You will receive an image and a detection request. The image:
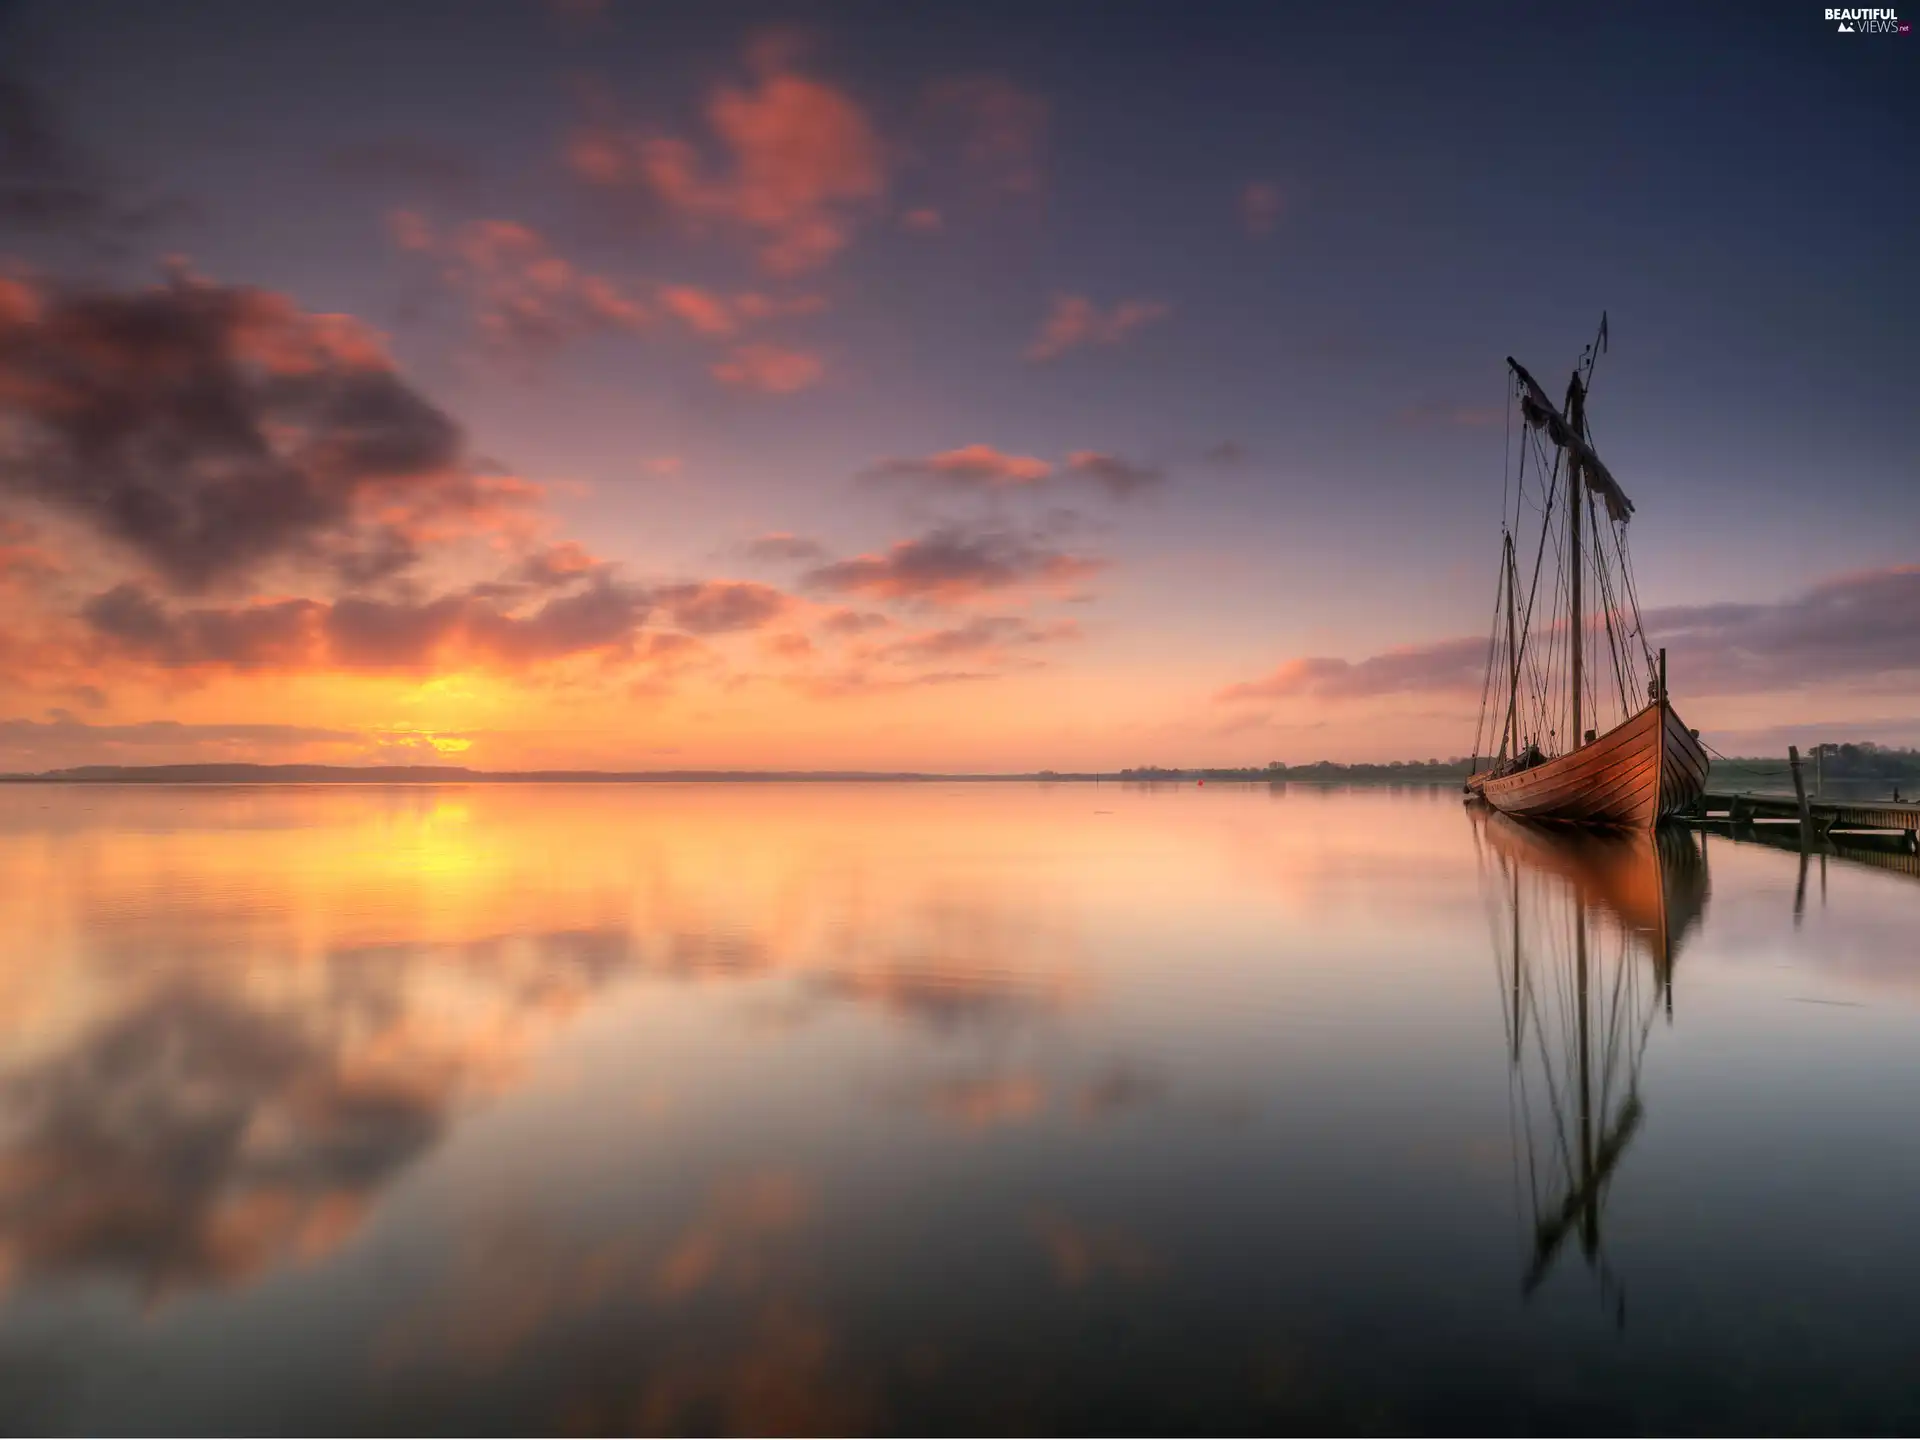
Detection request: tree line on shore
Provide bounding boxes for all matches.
[1115,744,1920,786]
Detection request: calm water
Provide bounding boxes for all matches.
[2,782,1918,1434]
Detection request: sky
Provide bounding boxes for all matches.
[0,0,1914,772]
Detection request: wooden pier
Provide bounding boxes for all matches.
[1682,790,1920,850]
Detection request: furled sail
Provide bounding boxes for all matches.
[1508,358,1635,524]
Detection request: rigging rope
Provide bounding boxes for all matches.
[1473,550,1506,765]
[1487,352,1658,755]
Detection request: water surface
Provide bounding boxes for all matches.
[2,782,1918,1433]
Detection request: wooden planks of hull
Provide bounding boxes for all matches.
[1479,702,1708,829]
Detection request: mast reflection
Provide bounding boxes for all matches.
[1474,812,1709,1323]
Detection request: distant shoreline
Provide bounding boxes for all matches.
[6,754,1909,788]
[0,762,1475,786]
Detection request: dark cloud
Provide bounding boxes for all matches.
[1216,568,1920,707]
[80,575,654,673]
[329,526,422,588]
[0,66,188,247]
[327,578,652,669]
[742,532,829,563]
[802,525,1104,604]
[1646,566,1920,695]
[83,582,323,669]
[817,608,890,636]
[462,578,653,663]
[390,214,652,358]
[0,271,516,594]
[861,444,1052,492]
[859,446,1161,501]
[1216,636,1489,702]
[1063,451,1163,499]
[654,580,790,634]
[321,592,467,669]
[513,541,602,588]
[1204,441,1245,465]
[879,614,1078,665]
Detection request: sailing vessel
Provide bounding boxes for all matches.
[1475,809,1709,1314]
[1466,318,1708,827]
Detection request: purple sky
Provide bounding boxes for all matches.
[0,0,1914,770]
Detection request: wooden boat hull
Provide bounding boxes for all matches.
[1476,701,1708,828]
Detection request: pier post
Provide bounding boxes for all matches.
[1789,746,1812,851]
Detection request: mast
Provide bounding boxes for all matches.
[1566,372,1586,751]
[1502,532,1520,758]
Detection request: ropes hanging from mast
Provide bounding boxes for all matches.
[1474,316,1653,777]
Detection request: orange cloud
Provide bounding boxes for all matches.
[862,445,1163,501]
[0,517,59,593]
[568,52,886,274]
[732,291,829,321]
[762,631,813,659]
[72,565,797,684]
[803,526,1103,606]
[657,284,737,336]
[394,213,650,352]
[658,285,828,338]
[79,576,650,676]
[710,342,824,393]
[653,580,791,634]
[900,207,943,233]
[1217,639,1516,704]
[817,607,889,636]
[864,443,1054,490]
[1026,294,1170,362]
[743,532,829,563]
[878,614,1079,666]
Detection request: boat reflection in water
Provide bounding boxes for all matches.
[1474,812,1710,1322]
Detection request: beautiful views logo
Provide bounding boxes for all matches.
[1825,6,1910,30]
